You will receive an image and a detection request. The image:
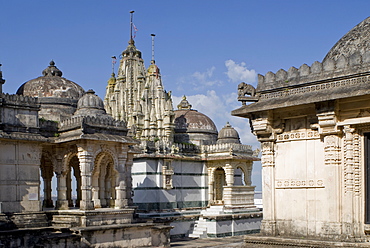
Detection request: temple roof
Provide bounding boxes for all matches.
[324,17,370,61]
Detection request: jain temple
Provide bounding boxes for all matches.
[0,18,261,247]
[233,16,370,246]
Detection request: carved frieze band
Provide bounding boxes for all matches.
[261,75,370,100]
[276,179,325,189]
[277,130,320,142]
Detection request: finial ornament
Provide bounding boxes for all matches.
[177,95,192,110]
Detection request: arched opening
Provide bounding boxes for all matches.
[214,168,226,204]
[92,152,117,208]
[234,167,244,186]
[67,155,81,208]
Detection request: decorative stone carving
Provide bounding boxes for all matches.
[162,159,174,190]
[237,82,258,105]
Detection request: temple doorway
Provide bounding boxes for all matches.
[214,168,226,205]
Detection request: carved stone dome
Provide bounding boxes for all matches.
[174,96,218,145]
[16,61,85,99]
[324,17,370,61]
[16,61,85,121]
[74,89,107,117]
[217,122,240,144]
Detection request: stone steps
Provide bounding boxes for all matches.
[52,215,81,228]
[189,217,207,238]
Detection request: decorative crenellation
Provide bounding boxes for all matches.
[1,93,39,106]
[275,179,325,189]
[60,116,127,131]
[257,51,370,93]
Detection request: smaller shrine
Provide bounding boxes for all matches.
[0,62,171,248]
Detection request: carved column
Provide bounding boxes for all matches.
[56,172,68,209]
[317,102,342,235]
[115,145,128,209]
[342,125,356,238]
[125,151,134,206]
[207,167,215,206]
[41,167,54,208]
[55,153,69,210]
[225,163,234,186]
[260,140,276,236]
[77,145,94,210]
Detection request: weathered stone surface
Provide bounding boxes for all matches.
[232,15,370,243]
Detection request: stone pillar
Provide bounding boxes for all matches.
[125,151,134,206]
[115,149,128,209]
[260,141,276,236]
[66,172,73,207]
[342,125,356,239]
[77,145,94,210]
[92,175,101,208]
[55,172,69,210]
[207,167,215,206]
[317,102,342,236]
[99,171,107,207]
[225,164,234,186]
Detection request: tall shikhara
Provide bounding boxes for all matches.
[104,38,175,150]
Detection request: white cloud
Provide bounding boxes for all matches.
[225,59,257,83]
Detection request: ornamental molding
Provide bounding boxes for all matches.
[275,179,325,189]
[277,130,320,142]
[260,75,370,100]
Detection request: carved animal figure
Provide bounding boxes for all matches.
[238,82,256,97]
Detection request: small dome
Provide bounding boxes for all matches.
[122,39,142,58]
[16,61,85,121]
[74,89,106,117]
[147,60,160,76]
[107,73,116,87]
[324,17,370,61]
[174,96,217,145]
[17,61,85,99]
[217,122,240,144]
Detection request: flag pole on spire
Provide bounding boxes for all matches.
[130,10,134,41]
[151,34,156,62]
[111,56,117,74]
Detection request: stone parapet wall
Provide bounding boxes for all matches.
[201,143,253,155]
[257,52,370,92]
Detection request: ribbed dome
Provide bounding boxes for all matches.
[324,16,370,61]
[16,61,85,99]
[174,96,217,145]
[74,89,106,117]
[217,122,240,144]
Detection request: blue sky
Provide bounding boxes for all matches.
[1,1,370,190]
